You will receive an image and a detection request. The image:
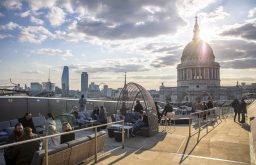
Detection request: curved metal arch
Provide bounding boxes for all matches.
[115,82,158,136]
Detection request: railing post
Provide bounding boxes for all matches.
[189,118,191,137]
[122,120,125,149]
[44,137,48,165]
[95,127,98,163]
[206,111,209,133]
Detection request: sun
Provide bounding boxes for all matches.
[200,26,215,42]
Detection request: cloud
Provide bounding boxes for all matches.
[199,6,229,22]
[130,75,176,80]
[21,70,43,75]
[220,58,256,69]
[47,7,66,26]
[30,16,44,25]
[219,19,256,41]
[248,7,256,18]
[20,11,31,18]
[75,0,185,40]
[0,12,4,17]
[31,48,73,58]
[1,0,22,10]
[0,34,13,39]
[151,55,179,68]
[176,0,216,17]
[0,22,21,30]
[69,58,150,73]
[27,0,57,11]
[210,38,256,69]
[19,26,54,43]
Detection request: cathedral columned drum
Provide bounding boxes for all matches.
[177,17,220,102]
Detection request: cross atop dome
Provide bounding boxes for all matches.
[192,16,200,41]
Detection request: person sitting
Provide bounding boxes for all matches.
[92,106,100,120]
[60,122,75,144]
[130,111,148,137]
[134,100,143,113]
[19,112,36,133]
[77,110,92,126]
[46,113,58,146]
[96,106,108,130]
[4,123,24,165]
[15,127,41,165]
[161,101,173,116]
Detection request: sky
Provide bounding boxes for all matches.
[0,0,255,90]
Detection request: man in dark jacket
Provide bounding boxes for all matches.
[19,112,36,133]
[15,127,41,165]
[240,99,246,123]
[231,99,240,122]
[4,123,24,165]
[134,100,143,113]
[207,100,213,109]
[161,101,173,116]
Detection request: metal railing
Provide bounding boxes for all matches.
[189,107,232,139]
[0,120,125,165]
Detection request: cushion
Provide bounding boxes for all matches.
[31,143,69,165]
[87,131,106,139]
[66,136,90,147]
[10,119,19,127]
[32,117,46,127]
[0,121,10,131]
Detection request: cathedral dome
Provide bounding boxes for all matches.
[181,40,215,63]
[181,16,215,64]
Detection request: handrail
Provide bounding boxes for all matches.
[0,120,125,165]
[189,107,232,139]
[0,120,124,149]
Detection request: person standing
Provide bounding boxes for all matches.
[240,99,246,123]
[231,99,240,122]
[79,94,87,111]
[207,100,213,109]
[155,102,162,123]
[161,101,173,116]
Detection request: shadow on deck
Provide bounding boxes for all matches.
[92,117,250,165]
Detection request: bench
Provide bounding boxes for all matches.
[31,130,107,165]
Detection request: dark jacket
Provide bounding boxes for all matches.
[4,132,24,164]
[15,134,40,165]
[207,101,213,109]
[134,103,143,113]
[97,112,107,124]
[60,132,75,144]
[19,118,36,133]
[231,99,240,112]
[142,115,149,126]
[240,100,247,113]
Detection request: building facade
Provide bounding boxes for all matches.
[176,17,220,102]
[61,66,69,97]
[81,72,88,98]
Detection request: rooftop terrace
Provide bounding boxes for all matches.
[94,116,249,165]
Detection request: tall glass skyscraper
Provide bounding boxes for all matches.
[61,66,69,97]
[81,72,88,98]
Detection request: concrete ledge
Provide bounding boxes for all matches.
[247,100,256,165]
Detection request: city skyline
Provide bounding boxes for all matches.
[0,0,255,90]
